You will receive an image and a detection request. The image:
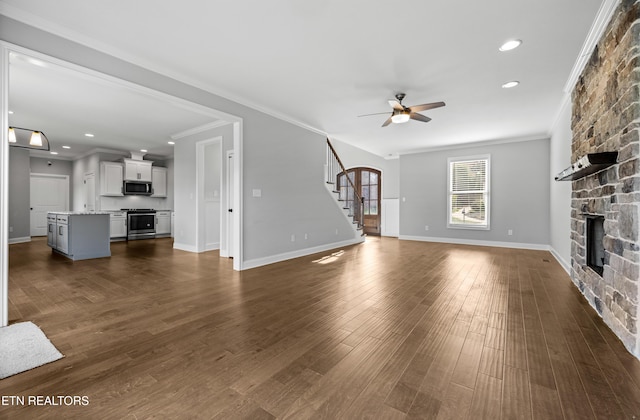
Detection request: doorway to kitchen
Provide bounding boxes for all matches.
[0,43,245,327]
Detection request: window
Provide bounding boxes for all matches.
[448,155,490,229]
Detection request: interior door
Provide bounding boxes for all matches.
[30,174,69,236]
[338,168,381,236]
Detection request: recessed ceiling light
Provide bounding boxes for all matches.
[84,133,94,138]
[168,141,175,145]
[502,81,520,89]
[62,145,71,149]
[140,149,148,153]
[499,39,522,52]
[50,151,58,155]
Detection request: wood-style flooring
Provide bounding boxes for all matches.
[1,237,640,419]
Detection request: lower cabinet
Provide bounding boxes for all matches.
[156,211,171,236]
[110,212,127,240]
[47,212,111,261]
[47,214,57,248]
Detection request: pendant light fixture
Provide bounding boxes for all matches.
[7,127,50,150]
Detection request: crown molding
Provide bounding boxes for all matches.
[563,0,620,93]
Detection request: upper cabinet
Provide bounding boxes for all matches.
[124,159,153,182]
[151,167,167,197]
[100,162,123,196]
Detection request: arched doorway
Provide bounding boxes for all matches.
[338,167,381,236]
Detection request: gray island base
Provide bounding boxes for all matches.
[47,212,111,261]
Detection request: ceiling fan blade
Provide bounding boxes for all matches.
[409,113,432,123]
[388,100,404,111]
[408,101,446,113]
[358,111,392,117]
[381,116,393,127]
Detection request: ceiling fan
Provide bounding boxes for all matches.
[359,93,445,127]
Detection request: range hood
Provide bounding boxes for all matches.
[555,152,618,181]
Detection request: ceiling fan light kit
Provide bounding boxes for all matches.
[391,111,410,124]
[359,93,445,127]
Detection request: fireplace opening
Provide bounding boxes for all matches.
[586,216,605,276]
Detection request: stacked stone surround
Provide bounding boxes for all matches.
[570,0,640,356]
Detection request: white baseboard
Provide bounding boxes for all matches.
[172,242,199,253]
[548,246,571,275]
[242,237,365,270]
[8,237,31,244]
[205,242,220,252]
[399,235,551,251]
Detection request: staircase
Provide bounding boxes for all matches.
[325,139,365,238]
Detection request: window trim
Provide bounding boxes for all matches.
[447,154,490,230]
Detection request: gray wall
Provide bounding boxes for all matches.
[329,138,400,199]
[549,100,573,270]
[8,148,30,240]
[399,138,551,246]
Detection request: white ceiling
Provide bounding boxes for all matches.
[8,52,220,159]
[1,0,606,158]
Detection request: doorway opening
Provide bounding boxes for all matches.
[338,167,381,236]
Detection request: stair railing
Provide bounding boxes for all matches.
[326,139,364,230]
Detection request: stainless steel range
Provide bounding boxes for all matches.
[123,209,156,240]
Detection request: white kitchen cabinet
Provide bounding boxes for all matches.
[156,211,171,236]
[100,162,124,196]
[151,167,167,197]
[124,159,153,182]
[47,214,57,248]
[109,212,127,240]
[55,214,69,255]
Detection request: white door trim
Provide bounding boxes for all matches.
[0,42,8,327]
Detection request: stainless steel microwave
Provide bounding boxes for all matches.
[123,180,153,195]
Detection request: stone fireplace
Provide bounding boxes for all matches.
[570,0,639,356]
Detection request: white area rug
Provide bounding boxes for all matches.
[0,321,64,379]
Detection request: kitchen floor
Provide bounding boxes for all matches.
[2,237,640,419]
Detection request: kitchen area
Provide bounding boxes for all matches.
[41,150,175,260]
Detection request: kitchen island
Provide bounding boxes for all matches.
[47,212,111,260]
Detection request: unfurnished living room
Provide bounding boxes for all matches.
[0,0,639,419]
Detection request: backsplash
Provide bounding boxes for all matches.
[99,196,171,211]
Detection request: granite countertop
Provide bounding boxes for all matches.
[48,211,111,215]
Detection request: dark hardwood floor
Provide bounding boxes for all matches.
[1,237,639,419]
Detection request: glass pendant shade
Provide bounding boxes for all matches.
[8,127,16,143]
[30,131,43,147]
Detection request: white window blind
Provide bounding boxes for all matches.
[448,155,490,229]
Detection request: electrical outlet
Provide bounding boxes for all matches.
[9,226,13,233]
[335,229,338,235]
[425,225,429,231]
[291,234,295,242]
[508,229,513,236]
[304,233,308,240]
